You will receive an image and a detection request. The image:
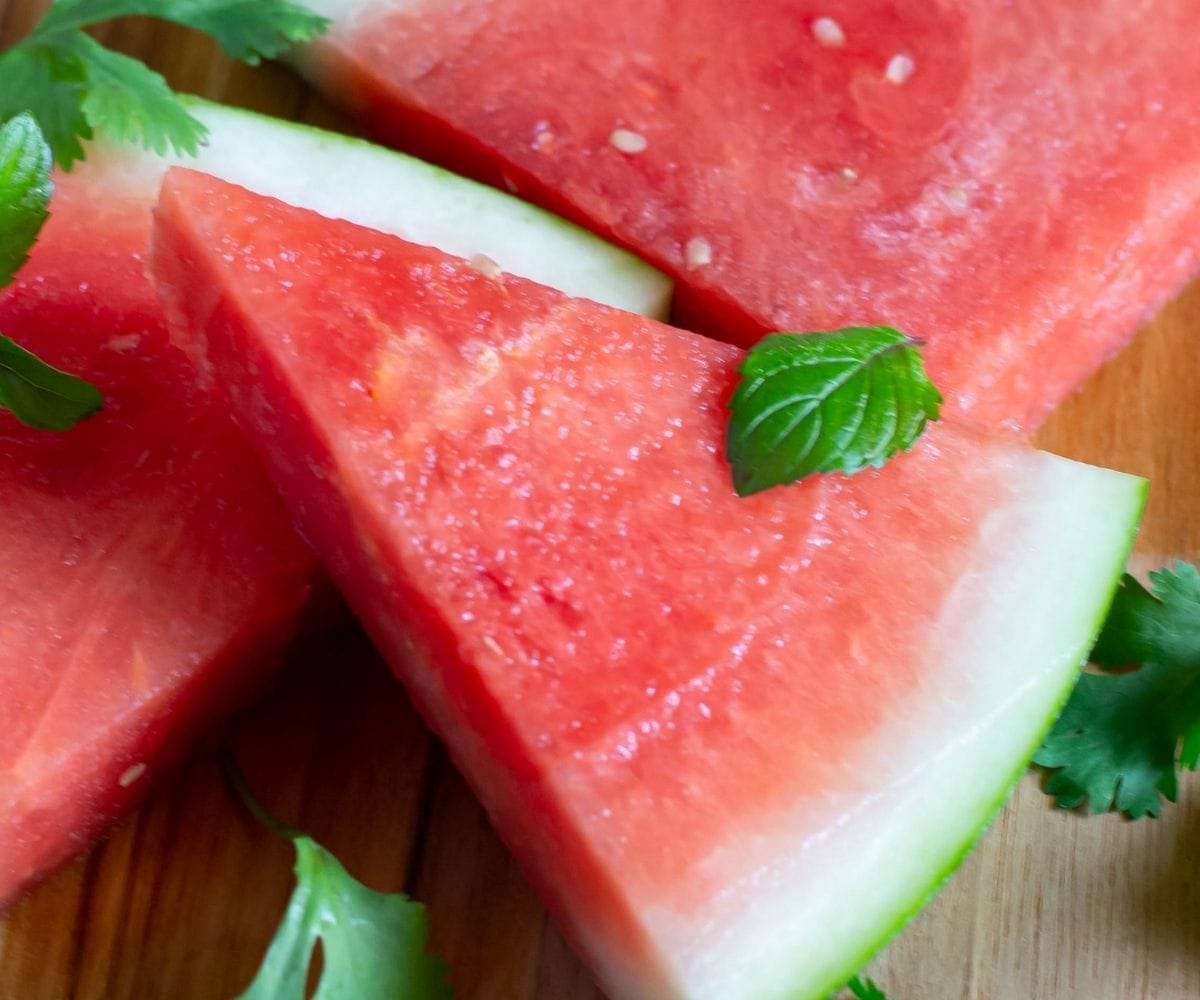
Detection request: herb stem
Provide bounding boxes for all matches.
[218,749,306,842]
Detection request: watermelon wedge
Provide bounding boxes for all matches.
[0,100,668,906]
[150,168,1145,1000]
[296,0,1200,430]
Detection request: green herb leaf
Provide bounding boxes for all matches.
[237,837,452,1000]
[0,112,54,284]
[0,114,102,430]
[846,974,891,1000]
[0,0,329,167]
[33,0,329,60]
[69,33,205,157]
[1091,565,1200,670]
[0,334,103,430]
[1034,562,1200,818]
[726,327,942,497]
[223,754,451,1000]
[32,0,329,64]
[0,47,92,169]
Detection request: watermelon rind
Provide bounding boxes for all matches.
[146,167,1147,1000]
[92,96,674,320]
[716,464,1147,1000]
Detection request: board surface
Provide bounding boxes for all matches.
[1,3,1198,997]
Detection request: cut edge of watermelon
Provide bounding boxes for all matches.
[672,459,1146,1000]
[172,97,673,320]
[145,167,1148,999]
[0,589,314,907]
[59,97,672,322]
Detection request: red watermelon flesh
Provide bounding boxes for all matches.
[0,161,317,906]
[297,0,1200,431]
[150,168,1143,999]
[0,97,667,907]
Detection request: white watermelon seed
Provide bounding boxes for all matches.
[885,53,915,85]
[469,253,502,279]
[811,16,846,48]
[685,236,713,269]
[610,129,648,154]
[118,763,147,787]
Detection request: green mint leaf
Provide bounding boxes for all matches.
[66,33,206,157]
[726,327,942,497]
[0,113,53,284]
[846,974,891,1000]
[222,754,451,1000]
[34,0,329,65]
[0,335,103,430]
[1034,563,1200,818]
[0,46,92,168]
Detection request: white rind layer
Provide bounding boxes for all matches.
[640,454,1143,1000]
[84,98,672,320]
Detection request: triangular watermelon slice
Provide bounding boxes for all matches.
[0,100,668,906]
[150,168,1144,1000]
[295,0,1200,431]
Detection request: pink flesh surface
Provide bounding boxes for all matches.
[305,0,1200,430]
[151,169,1077,994]
[0,165,317,905]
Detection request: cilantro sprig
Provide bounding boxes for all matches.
[1035,562,1200,818]
[726,327,942,497]
[222,753,452,1000]
[845,974,891,999]
[0,112,102,430]
[0,0,329,168]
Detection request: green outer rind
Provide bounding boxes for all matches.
[801,475,1148,1000]
[173,95,673,321]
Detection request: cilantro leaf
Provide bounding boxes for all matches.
[1034,563,1200,818]
[0,46,92,168]
[66,33,205,157]
[0,112,53,284]
[726,328,941,497]
[223,754,451,1000]
[33,0,330,65]
[237,836,452,1000]
[1092,564,1200,670]
[1033,663,1199,817]
[0,114,102,430]
[143,0,329,65]
[0,0,329,168]
[846,975,891,1000]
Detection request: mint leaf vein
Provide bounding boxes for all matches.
[726,327,942,496]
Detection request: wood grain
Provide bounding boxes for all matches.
[1,4,1198,998]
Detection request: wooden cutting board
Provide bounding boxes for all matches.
[1,5,1198,997]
